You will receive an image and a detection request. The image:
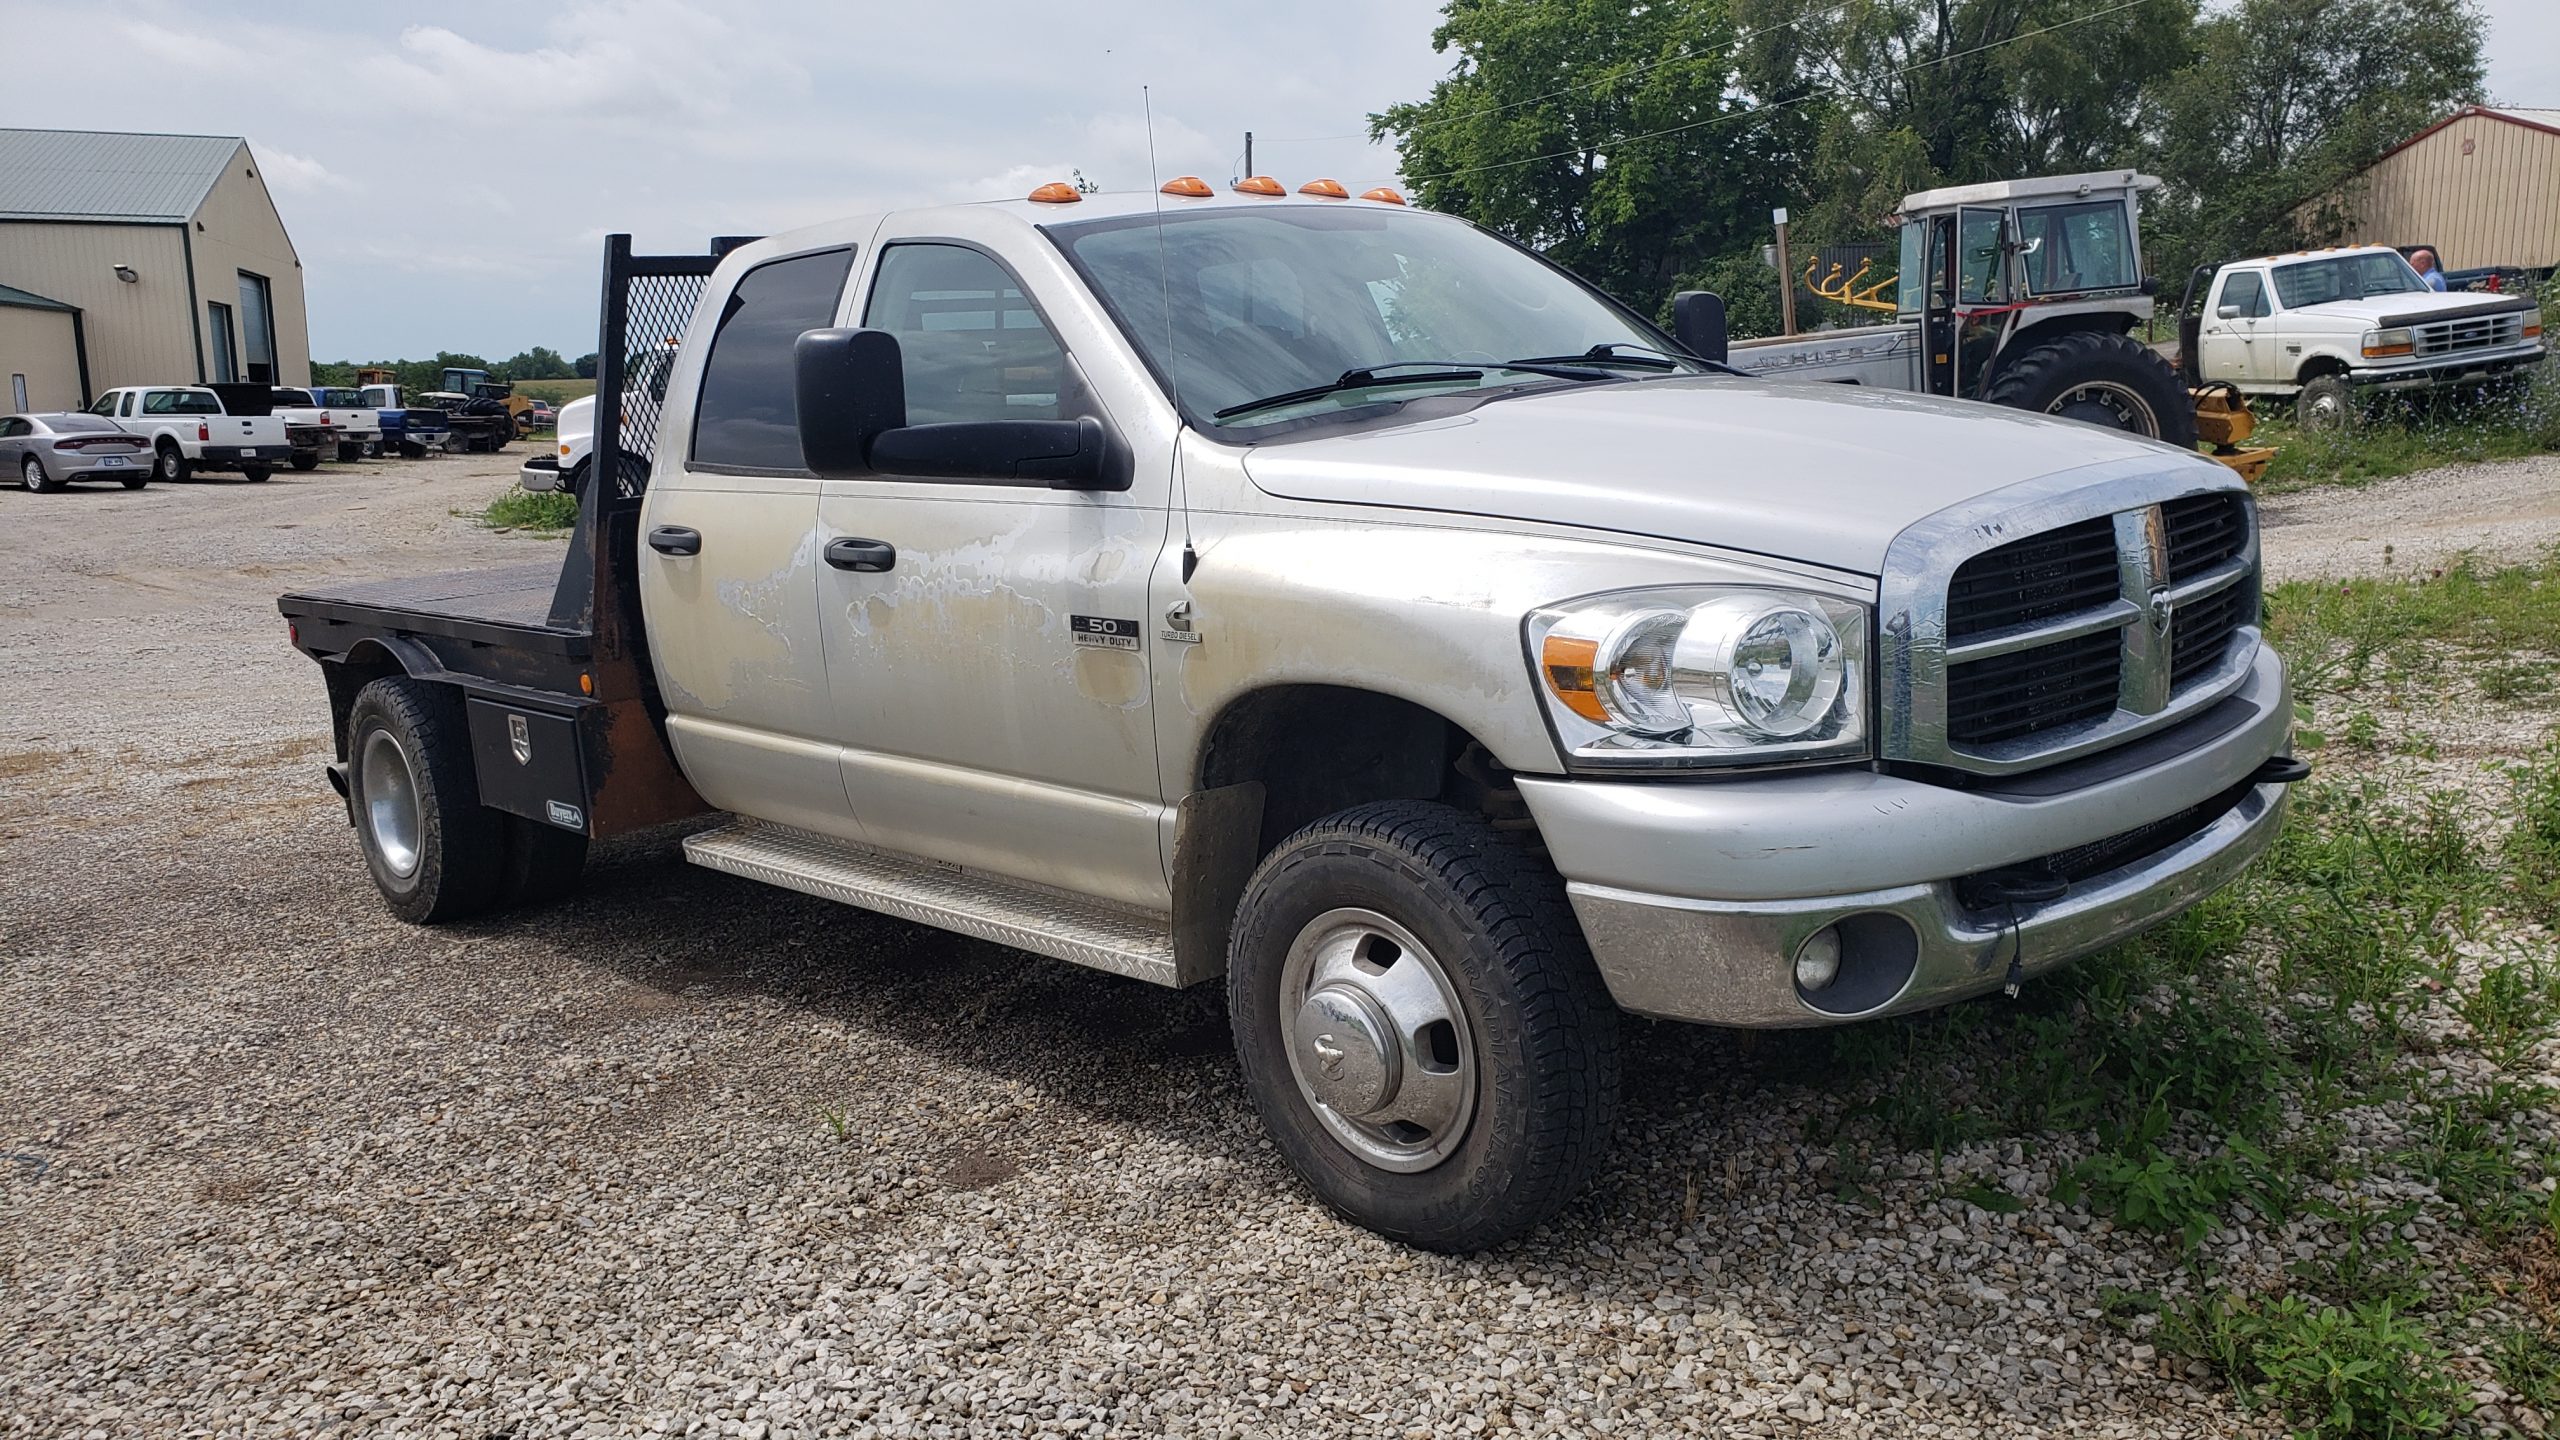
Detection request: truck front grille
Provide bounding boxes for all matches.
[1885,484,2260,775]
[2414,311,2525,357]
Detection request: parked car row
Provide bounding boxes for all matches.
[9,378,471,490]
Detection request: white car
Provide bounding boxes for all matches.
[2188,246,2544,429]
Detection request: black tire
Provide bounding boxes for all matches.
[239,464,272,482]
[336,441,364,463]
[498,813,588,907]
[120,471,147,490]
[2295,373,2356,432]
[154,442,192,483]
[1982,329,2201,448]
[289,453,321,472]
[345,677,505,924]
[399,441,427,459]
[364,440,384,459]
[1227,800,1621,1252]
[21,454,60,493]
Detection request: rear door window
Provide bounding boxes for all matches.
[688,247,857,473]
[144,390,220,415]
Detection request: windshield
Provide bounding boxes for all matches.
[312,388,368,406]
[2271,252,2427,308]
[1051,205,1690,429]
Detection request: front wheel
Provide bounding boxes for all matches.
[1982,329,2201,448]
[1228,801,1622,1252]
[2296,374,2356,432]
[398,441,428,459]
[22,455,59,493]
[346,677,505,923]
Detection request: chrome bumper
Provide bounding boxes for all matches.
[517,456,564,493]
[1519,644,2293,1027]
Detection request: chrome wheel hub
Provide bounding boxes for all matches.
[359,728,423,879]
[2051,381,2158,435]
[1278,908,1476,1173]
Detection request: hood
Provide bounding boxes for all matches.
[2284,290,2530,328]
[1240,377,2202,575]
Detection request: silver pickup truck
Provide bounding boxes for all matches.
[280,184,2303,1251]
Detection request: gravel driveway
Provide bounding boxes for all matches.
[5,445,2547,1440]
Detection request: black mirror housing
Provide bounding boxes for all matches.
[1670,291,1729,365]
[795,327,907,477]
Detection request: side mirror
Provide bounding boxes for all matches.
[794,326,1123,490]
[2137,275,2159,296]
[2215,304,2242,321]
[795,328,908,477]
[1670,291,1729,365]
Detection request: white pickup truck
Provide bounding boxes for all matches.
[2182,245,2545,429]
[88,385,291,482]
[280,184,2308,1251]
[269,386,383,466]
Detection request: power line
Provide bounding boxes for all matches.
[1258,0,1859,147]
[1402,0,2156,184]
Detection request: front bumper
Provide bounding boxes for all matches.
[2348,340,2545,389]
[1519,643,2293,1026]
[518,455,565,492]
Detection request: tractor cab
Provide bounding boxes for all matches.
[1888,171,2158,399]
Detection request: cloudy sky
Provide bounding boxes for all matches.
[5,0,2552,364]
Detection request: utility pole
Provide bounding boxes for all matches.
[1774,206,1797,337]
[1244,131,1254,178]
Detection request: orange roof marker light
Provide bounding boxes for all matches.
[1233,175,1286,196]
[1160,175,1214,198]
[1361,186,1408,205]
[1027,181,1082,204]
[1298,178,1349,198]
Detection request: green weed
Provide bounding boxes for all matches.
[2166,1293,2467,1438]
[479,489,580,533]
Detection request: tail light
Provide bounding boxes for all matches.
[198,422,210,441]
[319,410,334,427]
[53,435,143,451]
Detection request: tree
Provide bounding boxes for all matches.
[2144,0,2484,283]
[1372,0,1814,313]
[495,346,575,381]
[574,353,598,379]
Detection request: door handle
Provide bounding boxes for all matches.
[825,537,896,572]
[647,525,702,556]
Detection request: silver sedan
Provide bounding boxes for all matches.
[1,412,153,491]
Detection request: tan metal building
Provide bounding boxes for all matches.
[2321,105,2560,271]
[0,283,88,413]
[0,129,310,399]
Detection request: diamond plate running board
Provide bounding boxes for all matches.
[681,821,1181,986]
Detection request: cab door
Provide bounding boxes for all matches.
[638,244,860,839]
[813,233,1176,912]
[2200,270,2272,384]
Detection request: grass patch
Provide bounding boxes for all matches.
[2166,1293,2467,1438]
[477,488,579,533]
[2249,353,2560,495]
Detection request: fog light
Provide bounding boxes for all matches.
[1794,927,1842,991]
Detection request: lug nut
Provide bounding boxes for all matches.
[1794,927,1842,991]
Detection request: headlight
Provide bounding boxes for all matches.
[2362,327,2414,358]
[2525,309,2544,340]
[1527,587,1869,770]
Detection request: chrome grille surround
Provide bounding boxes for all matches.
[2414,310,2524,357]
[1877,459,2262,776]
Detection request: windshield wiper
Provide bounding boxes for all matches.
[1211,358,1611,422]
[1511,341,1751,377]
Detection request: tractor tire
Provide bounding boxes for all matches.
[1982,330,2200,449]
[2295,374,2357,433]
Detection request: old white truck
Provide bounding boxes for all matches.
[2175,245,2545,429]
[280,184,2306,1251]
[88,384,291,482]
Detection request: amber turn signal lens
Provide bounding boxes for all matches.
[1297,178,1349,198]
[1540,635,1611,724]
[2362,342,2413,358]
[1360,186,1407,205]
[1233,175,1286,196]
[1160,175,1214,198]
[1027,182,1081,203]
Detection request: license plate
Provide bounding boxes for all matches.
[98,455,128,466]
